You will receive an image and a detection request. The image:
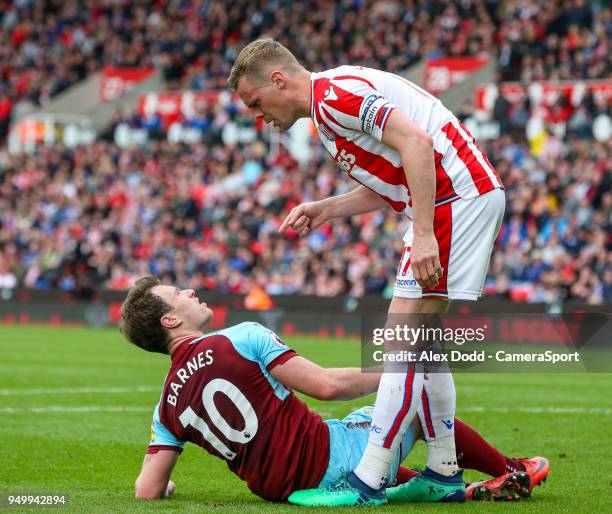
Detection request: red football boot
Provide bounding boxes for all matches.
[513,456,550,492]
[466,471,531,501]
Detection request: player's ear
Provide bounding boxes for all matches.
[161,313,182,329]
[270,70,286,89]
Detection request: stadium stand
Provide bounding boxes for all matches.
[1,0,608,129]
[0,1,610,304]
[0,91,609,303]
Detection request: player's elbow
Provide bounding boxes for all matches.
[315,375,342,401]
[409,131,433,149]
[135,487,162,500]
[135,487,151,500]
[317,385,338,401]
[399,133,433,166]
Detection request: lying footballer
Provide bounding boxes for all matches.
[119,277,549,505]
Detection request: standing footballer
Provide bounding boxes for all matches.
[229,39,506,507]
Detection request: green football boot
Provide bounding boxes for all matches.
[288,471,387,507]
[386,468,465,503]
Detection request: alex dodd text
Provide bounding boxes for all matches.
[371,349,581,364]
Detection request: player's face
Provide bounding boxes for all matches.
[152,284,213,332]
[237,75,298,131]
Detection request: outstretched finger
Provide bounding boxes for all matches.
[279,206,303,233]
[278,215,291,234]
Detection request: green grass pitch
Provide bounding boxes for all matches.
[1,325,610,513]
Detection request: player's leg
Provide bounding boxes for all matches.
[416,355,458,474]
[454,418,525,476]
[376,355,464,504]
[385,189,506,502]
[456,419,550,500]
[337,405,419,487]
[288,297,455,506]
[349,199,464,502]
[392,416,525,482]
[389,417,533,502]
[401,194,502,493]
[454,416,549,499]
[289,191,506,507]
[353,296,459,494]
[290,406,418,507]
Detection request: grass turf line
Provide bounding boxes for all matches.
[1,325,610,513]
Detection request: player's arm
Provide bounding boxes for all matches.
[135,450,180,500]
[382,110,441,289]
[322,185,389,217]
[270,355,381,401]
[279,185,388,235]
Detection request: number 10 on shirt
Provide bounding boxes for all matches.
[178,378,259,460]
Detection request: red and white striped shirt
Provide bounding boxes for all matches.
[310,66,503,216]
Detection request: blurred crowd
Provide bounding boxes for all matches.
[1,0,610,140]
[0,91,609,304]
[0,0,610,304]
[472,85,611,143]
[494,0,610,82]
[483,135,610,305]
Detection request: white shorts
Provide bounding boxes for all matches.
[394,188,505,301]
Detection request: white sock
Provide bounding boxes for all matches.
[426,436,459,476]
[418,371,458,476]
[354,365,424,489]
[353,444,394,490]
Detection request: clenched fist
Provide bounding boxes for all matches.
[410,232,443,289]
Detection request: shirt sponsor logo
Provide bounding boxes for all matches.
[346,421,371,430]
[396,278,417,287]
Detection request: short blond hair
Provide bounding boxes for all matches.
[228,38,302,91]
